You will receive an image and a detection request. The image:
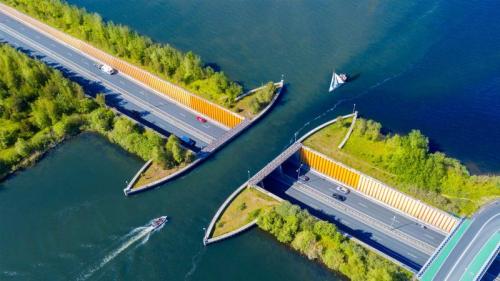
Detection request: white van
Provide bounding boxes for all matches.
[95,63,116,75]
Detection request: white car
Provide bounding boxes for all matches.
[95,63,116,75]
[336,186,350,194]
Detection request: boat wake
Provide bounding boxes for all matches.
[285,70,413,149]
[184,245,206,281]
[76,220,164,281]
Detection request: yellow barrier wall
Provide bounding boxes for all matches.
[300,146,458,233]
[1,4,244,128]
[300,147,360,188]
[357,176,458,232]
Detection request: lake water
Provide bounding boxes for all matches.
[1,0,499,280]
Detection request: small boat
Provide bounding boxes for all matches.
[329,71,348,92]
[150,216,168,231]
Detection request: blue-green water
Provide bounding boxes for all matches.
[1,1,499,280]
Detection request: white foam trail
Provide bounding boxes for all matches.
[184,246,206,281]
[77,226,155,281]
[285,69,413,149]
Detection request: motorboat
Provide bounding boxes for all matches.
[329,71,348,92]
[150,216,168,231]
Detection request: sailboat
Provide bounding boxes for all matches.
[329,71,348,92]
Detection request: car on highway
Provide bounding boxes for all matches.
[332,193,346,201]
[336,186,350,194]
[196,116,207,123]
[95,63,116,75]
[298,175,310,182]
[130,110,141,118]
[180,135,196,146]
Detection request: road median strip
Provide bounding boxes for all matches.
[0,22,215,144]
[273,174,435,255]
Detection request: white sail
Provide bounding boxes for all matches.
[329,71,346,92]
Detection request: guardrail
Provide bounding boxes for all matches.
[288,179,436,255]
[0,2,245,128]
[416,218,467,278]
[300,145,459,234]
[248,142,302,186]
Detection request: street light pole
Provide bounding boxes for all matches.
[296,163,303,180]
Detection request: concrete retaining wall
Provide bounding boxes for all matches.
[0,2,244,128]
[299,146,459,233]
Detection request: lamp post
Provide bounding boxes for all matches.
[296,163,303,180]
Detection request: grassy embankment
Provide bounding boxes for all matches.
[131,161,187,189]
[231,82,279,118]
[0,0,275,114]
[0,43,192,181]
[212,187,279,237]
[303,116,500,216]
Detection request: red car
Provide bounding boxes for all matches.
[196,116,207,123]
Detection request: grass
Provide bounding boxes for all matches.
[132,161,185,189]
[230,83,279,118]
[303,116,423,192]
[302,117,500,216]
[231,94,260,118]
[303,119,427,205]
[303,117,353,153]
[213,187,279,237]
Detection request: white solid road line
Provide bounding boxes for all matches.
[2,10,231,132]
[0,22,215,144]
[443,213,500,281]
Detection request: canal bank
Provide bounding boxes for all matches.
[124,80,284,195]
[2,0,500,280]
[0,2,285,196]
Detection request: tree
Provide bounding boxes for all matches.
[14,138,31,157]
[166,135,184,163]
[95,93,106,107]
[89,107,115,132]
[291,230,317,253]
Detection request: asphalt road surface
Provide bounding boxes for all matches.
[262,160,450,270]
[433,200,500,281]
[281,161,446,247]
[0,11,228,148]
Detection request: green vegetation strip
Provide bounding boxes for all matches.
[303,117,500,216]
[459,232,500,281]
[213,187,279,237]
[0,0,275,111]
[420,219,472,281]
[257,201,412,281]
[0,43,192,180]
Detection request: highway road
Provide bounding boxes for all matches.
[0,10,227,148]
[263,168,441,270]
[281,161,446,246]
[433,200,500,281]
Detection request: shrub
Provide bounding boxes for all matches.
[257,202,411,280]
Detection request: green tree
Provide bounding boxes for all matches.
[95,93,106,107]
[14,138,31,157]
[166,135,184,163]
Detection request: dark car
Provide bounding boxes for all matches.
[180,135,196,146]
[130,110,141,118]
[332,193,346,201]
